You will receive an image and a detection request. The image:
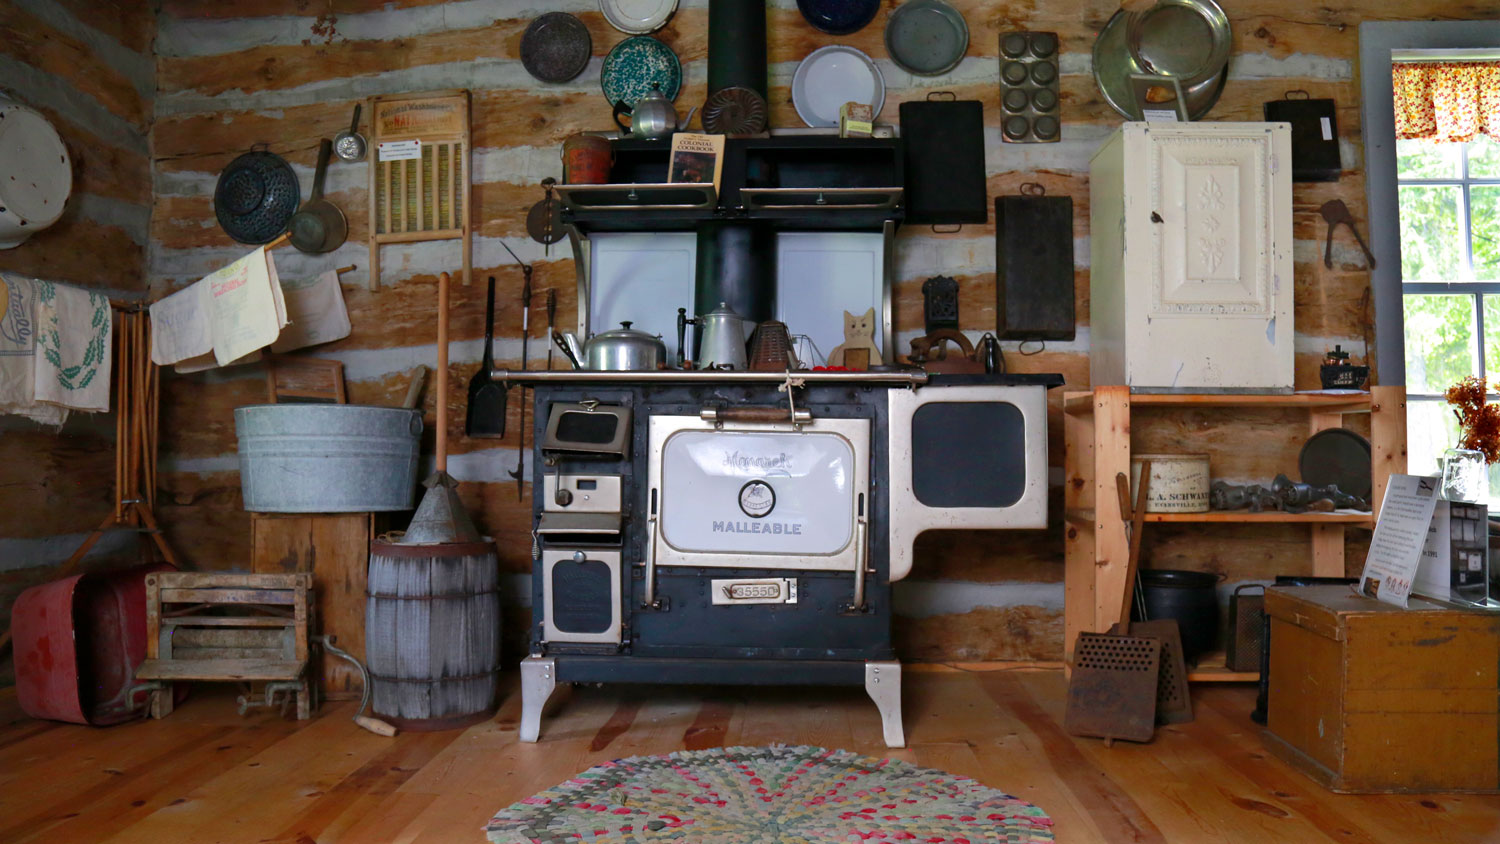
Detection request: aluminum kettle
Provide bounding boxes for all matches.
[613,84,697,140]
[695,302,749,370]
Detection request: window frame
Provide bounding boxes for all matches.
[1358,20,1500,387]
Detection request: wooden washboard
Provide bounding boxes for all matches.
[366,91,472,290]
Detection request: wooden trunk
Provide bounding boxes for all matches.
[250,513,371,700]
[1264,584,1500,793]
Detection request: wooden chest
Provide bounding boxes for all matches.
[1264,585,1500,793]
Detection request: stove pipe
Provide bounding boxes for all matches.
[707,0,768,97]
[695,222,775,347]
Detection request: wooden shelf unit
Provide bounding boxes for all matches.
[1062,386,1407,682]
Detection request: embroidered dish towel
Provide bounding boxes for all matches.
[0,274,67,425]
[33,279,111,412]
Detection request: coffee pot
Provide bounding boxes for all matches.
[613,84,697,140]
[687,303,750,370]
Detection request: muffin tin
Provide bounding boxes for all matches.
[999,31,1060,144]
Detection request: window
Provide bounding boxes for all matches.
[1398,134,1500,498]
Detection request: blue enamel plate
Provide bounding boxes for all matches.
[797,0,881,36]
[601,36,682,108]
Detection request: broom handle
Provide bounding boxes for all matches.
[436,271,450,473]
[1118,461,1151,634]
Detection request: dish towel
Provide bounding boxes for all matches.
[0,274,67,425]
[33,279,111,413]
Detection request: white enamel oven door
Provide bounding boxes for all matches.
[887,385,1049,581]
[648,416,871,570]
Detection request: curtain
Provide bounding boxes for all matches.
[1392,61,1500,143]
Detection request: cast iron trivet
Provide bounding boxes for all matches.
[486,744,1054,843]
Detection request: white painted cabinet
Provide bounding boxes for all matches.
[1089,122,1293,392]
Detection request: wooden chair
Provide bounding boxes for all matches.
[265,354,347,403]
[135,572,315,719]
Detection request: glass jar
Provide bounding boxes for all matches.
[1440,447,1488,502]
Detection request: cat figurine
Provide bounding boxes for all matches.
[826,308,882,368]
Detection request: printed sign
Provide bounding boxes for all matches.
[378,140,422,161]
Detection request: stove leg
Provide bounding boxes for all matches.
[865,660,905,748]
[520,656,557,743]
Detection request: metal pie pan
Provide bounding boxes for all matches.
[1125,0,1231,90]
[521,12,592,83]
[885,0,969,77]
[600,0,678,35]
[1093,9,1227,121]
[1299,428,1372,500]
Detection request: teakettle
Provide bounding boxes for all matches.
[613,84,697,140]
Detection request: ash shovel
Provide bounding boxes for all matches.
[1064,462,1161,745]
[465,275,507,438]
[404,271,482,545]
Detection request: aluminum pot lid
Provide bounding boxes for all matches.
[884,0,970,77]
[1092,9,1227,121]
[600,0,678,34]
[0,103,72,234]
[593,321,664,343]
[601,36,682,107]
[791,45,886,128]
[522,12,592,83]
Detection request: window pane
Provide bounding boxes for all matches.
[1485,295,1500,376]
[1472,185,1500,281]
[1404,293,1476,393]
[1397,138,1461,179]
[1406,398,1500,508]
[1399,185,1464,281]
[1468,136,1500,178]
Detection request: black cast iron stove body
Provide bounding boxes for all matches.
[515,372,1060,747]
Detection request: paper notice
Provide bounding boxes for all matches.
[1359,474,1442,607]
[379,140,421,161]
[271,269,351,352]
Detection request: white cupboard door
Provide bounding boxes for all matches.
[1126,125,1292,390]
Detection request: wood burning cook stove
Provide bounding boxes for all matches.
[507,369,1060,747]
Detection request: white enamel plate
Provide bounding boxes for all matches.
[600,0,678,34]
[791,45,886,128]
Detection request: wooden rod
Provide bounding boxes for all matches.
[335,264,357,274]
[435,271,450,473]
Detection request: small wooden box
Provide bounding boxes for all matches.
[251,513,372,701]
[1264,585,1500,793]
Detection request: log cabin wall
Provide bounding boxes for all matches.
[0,0,155,649]
[144,0,1436,663]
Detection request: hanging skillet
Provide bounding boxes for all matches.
[214,145,300,244]
[288,139,348,254]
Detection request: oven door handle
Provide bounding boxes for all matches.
[642,504,664,611]
[842,512,870,614]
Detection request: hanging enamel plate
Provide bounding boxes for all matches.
[791,45,886,128]
[601,36,682,108]
[600,0,678,34]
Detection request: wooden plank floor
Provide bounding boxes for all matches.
[1,671,1497,843]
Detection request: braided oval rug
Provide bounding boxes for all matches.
[485,745,1054,843]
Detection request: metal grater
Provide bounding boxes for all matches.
[1064,631,1161,743]
[1226,584,1266,672]
[1120,619,1193,724]
[922,276,960,335]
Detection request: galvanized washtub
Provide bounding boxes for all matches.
[235,405,423,512]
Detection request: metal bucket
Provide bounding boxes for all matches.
[365,540,500,731]
[235,405,422,512]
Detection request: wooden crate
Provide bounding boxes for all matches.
[251,513,371,700]
[1264,584,1500,793]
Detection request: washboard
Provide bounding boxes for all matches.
[367,91,472,289]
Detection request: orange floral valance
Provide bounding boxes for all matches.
[1393,61,1500,143]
